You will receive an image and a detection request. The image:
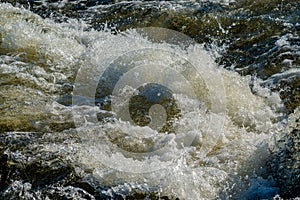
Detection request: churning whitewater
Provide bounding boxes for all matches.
[0,1,299,199]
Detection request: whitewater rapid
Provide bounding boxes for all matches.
[0,2,297,199]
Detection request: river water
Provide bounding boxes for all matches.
[0,0,299,199]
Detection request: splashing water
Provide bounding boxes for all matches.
[0,2,298,199]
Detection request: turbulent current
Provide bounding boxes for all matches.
[0,1,299,199]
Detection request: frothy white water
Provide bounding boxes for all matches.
[0,3,286,199]
[69,28,283,199]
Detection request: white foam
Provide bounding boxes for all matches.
[0,3,284,199]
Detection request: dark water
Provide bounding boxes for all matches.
[0,0,299,199]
